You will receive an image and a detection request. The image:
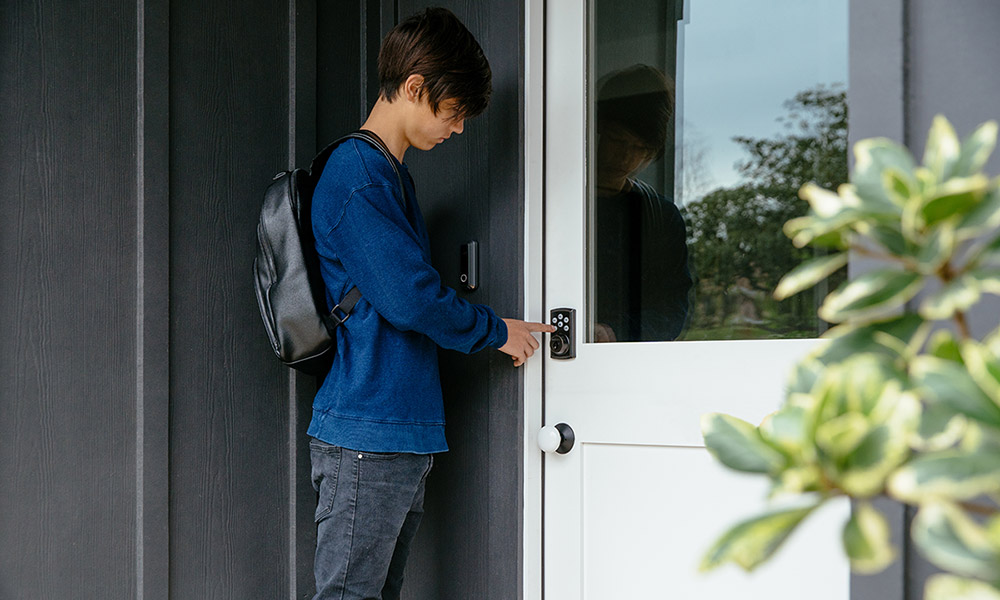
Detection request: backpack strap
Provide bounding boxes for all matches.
[323,285,363,330]
[310,129,409,211]
[348,129,409,211]
[313,129,408,331]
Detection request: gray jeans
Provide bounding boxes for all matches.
[310,438,433,600]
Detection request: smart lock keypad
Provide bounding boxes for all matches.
[549,308,576,359]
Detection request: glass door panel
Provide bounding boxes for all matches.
[588,0,849,342]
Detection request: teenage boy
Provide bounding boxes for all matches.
[308,7,554,600]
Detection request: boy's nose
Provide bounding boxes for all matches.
[452,119,465,135]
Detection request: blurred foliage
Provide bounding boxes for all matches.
[681,84,848,339]
[700,115,1000,600]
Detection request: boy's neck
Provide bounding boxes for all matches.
[361,98,409,163]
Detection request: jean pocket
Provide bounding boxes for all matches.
[309,437,339,454]
[360,451,402,461]
[310,443,341,523]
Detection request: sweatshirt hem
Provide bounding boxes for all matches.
[307,413,448,454]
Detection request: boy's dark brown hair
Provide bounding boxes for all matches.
[378,7,492,121]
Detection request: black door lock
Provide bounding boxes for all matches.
[549,308,576,360]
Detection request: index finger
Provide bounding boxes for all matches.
[524,321,557,333]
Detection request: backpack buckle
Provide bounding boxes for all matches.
[328,304,352,327]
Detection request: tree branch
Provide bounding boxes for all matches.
[955,311,973,341]
[957,499,997,517]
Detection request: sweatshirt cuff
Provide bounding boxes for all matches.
[491,317,509,348]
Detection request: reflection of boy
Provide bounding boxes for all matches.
[307,8,554,600]
[594,64,692,342]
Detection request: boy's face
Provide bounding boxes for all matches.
[405,94,466,151]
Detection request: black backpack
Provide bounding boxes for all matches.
[253,130,407,374]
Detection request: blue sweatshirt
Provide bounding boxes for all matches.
[308,138,508,453]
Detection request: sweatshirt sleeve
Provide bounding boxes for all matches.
[322,183,508,353]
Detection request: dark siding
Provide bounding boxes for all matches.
[906,0,1000,166]
[2,0,305,597]
[317,0,364,143]
[849,1,1000,599]
[4,0,526,598]
[904,1,1000,598]
[0,1,138,599]
[166,0,292,597]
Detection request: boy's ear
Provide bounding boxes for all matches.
[402,74,426,103]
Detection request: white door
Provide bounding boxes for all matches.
[542,1,852,598]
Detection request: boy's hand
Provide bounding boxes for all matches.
[500,319,557,367]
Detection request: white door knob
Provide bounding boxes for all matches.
[538,423,575,454]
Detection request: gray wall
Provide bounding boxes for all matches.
[849,1,1000,599]
[904,2,1000,598]
[1,0,525,598]
[2,0,295,597]
[2,1,140,597]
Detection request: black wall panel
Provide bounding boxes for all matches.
[905,0,1000,350]
[1,1,139,598]
[849,2,1000,599]
[904,2,1000,598]
[3,0,525,598]
[167,0,292,597]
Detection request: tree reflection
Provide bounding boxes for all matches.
[680,84,848,340]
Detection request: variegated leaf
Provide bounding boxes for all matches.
[701,413,786,475]
[701,502,820,572]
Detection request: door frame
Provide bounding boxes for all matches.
[522,0,545,598]
[523,0,653,595]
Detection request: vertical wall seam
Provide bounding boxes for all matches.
[136,0,170,596]
[900,7,913,600]
[516,0,529,597]
[136,2,146,598]
[288,0,297,169]
[901,0,911,149]
[360,0,368,125]
[287,3,298,598]
[289,1,318,594]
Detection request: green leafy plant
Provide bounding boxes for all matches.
[700,115,1000,600]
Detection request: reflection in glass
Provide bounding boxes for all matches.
[593,66,692,342]
[588,0,849,342]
